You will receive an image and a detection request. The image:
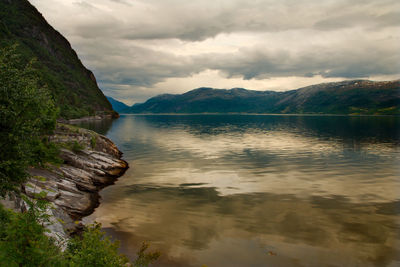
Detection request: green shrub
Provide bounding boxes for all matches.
[90,135,97,149]
[71,141,84,153]
[134,242,161,267]
[65,222,129,267]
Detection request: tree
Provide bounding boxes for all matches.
[0,44,58,195]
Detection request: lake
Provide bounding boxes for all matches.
[81,115,400,267]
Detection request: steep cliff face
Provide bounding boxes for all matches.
[0,0,115,119]
[1,124,128,247]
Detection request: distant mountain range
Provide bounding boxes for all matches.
[106,96,130,113]
[119,80,399,115]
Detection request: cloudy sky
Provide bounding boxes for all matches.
[30,0,400,105]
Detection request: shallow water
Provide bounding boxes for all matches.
[82,115,400,267]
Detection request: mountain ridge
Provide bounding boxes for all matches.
[122,80,400,115]
[0,0,115,119]
[106,96,130,113]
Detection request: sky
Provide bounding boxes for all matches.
[30,0,400,105]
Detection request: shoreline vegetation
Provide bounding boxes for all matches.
[0,41,159,267]
[0,1,146,264]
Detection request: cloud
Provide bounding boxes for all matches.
[51,0,400,41]
[72,39,206,86]
[205,33,400,79]
[74,29,399,89]
[29,0,400,102]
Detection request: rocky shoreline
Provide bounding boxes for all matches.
[1,123,128,248]
[56,112,118,125]
[64,114,114,124]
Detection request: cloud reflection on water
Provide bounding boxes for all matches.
[83,115,400,266]
[93,186,400,266]
[104,115,399,202]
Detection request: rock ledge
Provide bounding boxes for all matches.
[1,124,128,248]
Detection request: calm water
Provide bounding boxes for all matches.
[82,115,400,267]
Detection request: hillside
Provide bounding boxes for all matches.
[125,80,400,115]
[106,96,129,113]
[0,0,114,119]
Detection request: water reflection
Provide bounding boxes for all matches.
[85,115,400,266]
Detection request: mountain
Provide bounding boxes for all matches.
[106,96,130,113]
[0,0,115,119]
[126,80,400,115]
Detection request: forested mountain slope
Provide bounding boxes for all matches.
[125,80,400,115]
[0,0,114,119]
